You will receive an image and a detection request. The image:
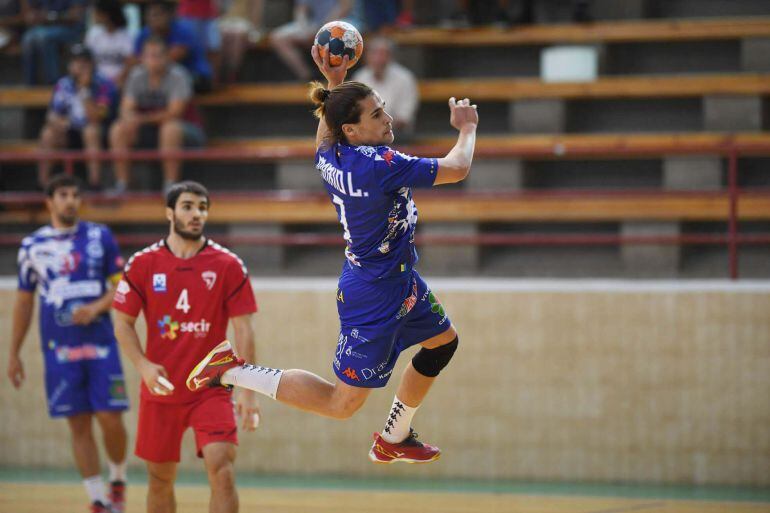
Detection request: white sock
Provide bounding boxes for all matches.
[381,396,418,444]
[108,460,126,482]
[83,475,107,505]
[222,364,283,400]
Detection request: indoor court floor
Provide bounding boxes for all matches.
[2,473,769,513]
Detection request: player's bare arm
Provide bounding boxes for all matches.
[7,289,35,388]
[113,310,174,396]
[434,97,479,185]
[230,314,261,431]
[310,45,349,149]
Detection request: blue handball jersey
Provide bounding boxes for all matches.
[17,222,124,351]
[316,142,438,281]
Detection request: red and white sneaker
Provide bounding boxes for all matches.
[368,429,441,464]
[186,340,242,392]
[90,501,110,513]
[108,480,125,513]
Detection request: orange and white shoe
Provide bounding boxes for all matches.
[368,429,441,464]
[186,340,242,392]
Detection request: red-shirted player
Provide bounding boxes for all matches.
[112,181,260,513]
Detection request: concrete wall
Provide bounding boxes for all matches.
[1,279,768,486]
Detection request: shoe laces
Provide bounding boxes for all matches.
[401,429,424,447]
[90,501,108,513]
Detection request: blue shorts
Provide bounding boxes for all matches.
[333,269,452,388]
[180,17,222,51]
[43,339,129,417]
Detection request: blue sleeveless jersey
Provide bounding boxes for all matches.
[17,221,124,351]
[316,142,438,281]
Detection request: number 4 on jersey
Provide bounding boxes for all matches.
[176,289,191,313]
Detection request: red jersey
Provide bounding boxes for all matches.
[178,0,217,19]
[113,238,257,404]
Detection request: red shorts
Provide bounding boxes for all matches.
[135,391,238,463]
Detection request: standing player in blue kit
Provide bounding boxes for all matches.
[7,175,129,512]
[187,47,478,464]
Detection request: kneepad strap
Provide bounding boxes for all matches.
[412,337,459,378]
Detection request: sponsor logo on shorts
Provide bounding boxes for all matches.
[421,289,448,325]
[54,343,110,363]
[428,291,445,317]
[49,378,69,407]
[342,367,360,381]
[396,279,419,320]
[336,288,344,303]
[361,367,394,381]
[109,376,128,401]
[334,334,347,370]
[360,359,392,381]
[345,346,366,359]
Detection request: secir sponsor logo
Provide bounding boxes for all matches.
[158,315,211,340]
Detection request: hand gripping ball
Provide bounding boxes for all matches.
[314,21,363,69]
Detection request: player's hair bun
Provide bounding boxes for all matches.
[309,81,331,118]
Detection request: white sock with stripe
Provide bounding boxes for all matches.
[108,460,126,482]
[222,364,283,400]
[83,475,107,505]
[381,396,418,444]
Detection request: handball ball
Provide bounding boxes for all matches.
[314,21,363,69]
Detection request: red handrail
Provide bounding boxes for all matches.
[0,232,769,248]
[2,138,770,279]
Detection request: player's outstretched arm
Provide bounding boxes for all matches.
[435,97,479,185]
[7,290,34,388]
[113,310,174,396]
[310,46,349,149]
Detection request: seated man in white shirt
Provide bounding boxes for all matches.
[352,36,419,140]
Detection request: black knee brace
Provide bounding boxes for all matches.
[412,336,458,378]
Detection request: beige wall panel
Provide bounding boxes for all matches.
[1,285,768,485]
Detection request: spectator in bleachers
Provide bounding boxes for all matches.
[21,0,85,84]
[516,0,591,24]
[132,0,213,93]
[177,0,221,86]
[38,44,116,190]
[110,36,205,195]
[0,0,22,52]
[219,0,263,83]
[443,0,511,27]
[86,0,133,88]
[360,0,398,33]
[352,36,418,139]
[395,0,415,28]
[268,0,352,81]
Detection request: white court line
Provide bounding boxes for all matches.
[3,277,768,293]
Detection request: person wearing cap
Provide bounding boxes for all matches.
[37,44,117,191]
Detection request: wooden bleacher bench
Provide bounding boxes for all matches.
[3,132,770,160]
[1,189,768,225]
[2,73,769,108]
[386,17,770,47]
